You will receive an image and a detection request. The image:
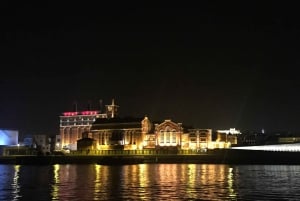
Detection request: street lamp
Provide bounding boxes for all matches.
[17,143,20,154]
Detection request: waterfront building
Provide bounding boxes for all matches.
[216,128,241,148]
[90,116,215,151]
[60,99,234,152]
[0,129,19,155]
[59,99,117,150]
[32,134,51,154]
[0,129,18,146]
[187,128,212,150]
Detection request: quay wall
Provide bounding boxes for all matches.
[1,149,300,165]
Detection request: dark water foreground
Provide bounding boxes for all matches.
[1,149,300,165]
[2,164,300,200]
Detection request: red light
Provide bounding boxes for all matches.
[81,111,98,115]
[63,112,78,116]
[64,111,98,116]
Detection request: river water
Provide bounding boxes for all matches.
[1,164,300,200]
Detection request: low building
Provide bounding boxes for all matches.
[216,128,241,148]
[77,132,97,152]
[0,129,18,146]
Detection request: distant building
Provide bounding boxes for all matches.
[216,128,241,147]
[21,134,51,155]
[0,129,18,146]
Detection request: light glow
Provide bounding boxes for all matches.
[63,112,78,116]
[232,143,300,152]
[63,111,99,116]
[0,129,18,145]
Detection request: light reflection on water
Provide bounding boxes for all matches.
[12,165,21,201]
[1,164,300,200]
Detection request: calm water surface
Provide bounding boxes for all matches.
[1,164,300,200]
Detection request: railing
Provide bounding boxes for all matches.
[3,147,209,156]
[68,149,209,156]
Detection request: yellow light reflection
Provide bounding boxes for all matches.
[198,165,238,200]
[94,164,101,199]
[157,164,179,199]
[12,165,21,201]
[227,167,237,199]
[51,164,60,200]
[138,164,147,189]
[138,164,148,200]
[93,165,109,200]
[185,164,197,199]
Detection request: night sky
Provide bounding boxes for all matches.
[1,2,300,137]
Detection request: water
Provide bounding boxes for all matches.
[1,164,300,200]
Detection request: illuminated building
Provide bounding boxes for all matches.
[90,117,213,151]
[0,129,18,146]
[60,99,234,151]
[216,128,241,148]
[187,129,212,150]
[90,116,144,150]
[59,100,115,150]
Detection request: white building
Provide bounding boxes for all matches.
[0,129,18,146]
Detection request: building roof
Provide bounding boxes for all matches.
[91,117,144,130]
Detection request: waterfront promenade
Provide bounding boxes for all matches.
[1,149,300,165]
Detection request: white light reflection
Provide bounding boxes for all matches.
[232,143,300,152]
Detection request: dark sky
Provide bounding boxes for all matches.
[1,2,300,137]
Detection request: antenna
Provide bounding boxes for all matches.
[87,100,91,111]
[73,101,78,112]
[99,99,103,112]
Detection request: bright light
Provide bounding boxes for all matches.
[232,143,300,152]
[63,112,78,116]
[0,129,18,145]
[217,128,241,134]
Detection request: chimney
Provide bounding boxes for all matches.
[99,99,103,113]
[87,101,92,111]
[73,101,78,112]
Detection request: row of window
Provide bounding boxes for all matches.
[60,122,91,126]
[60,118,95,122]
[159,131,177,143]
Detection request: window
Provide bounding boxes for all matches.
[172,132,176,143]
[166,131,170,143]
[160,131,164,143]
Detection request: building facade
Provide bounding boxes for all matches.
[60,100,237,151]
[59,99,118,150]
[89,117,217,151]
